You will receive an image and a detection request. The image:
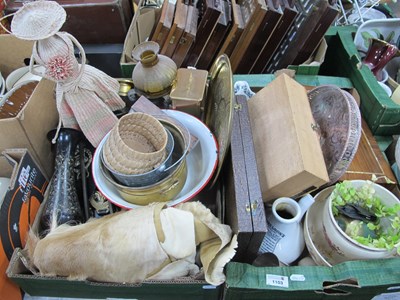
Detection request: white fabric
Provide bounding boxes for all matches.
[28,202,236,285]
[159,208,196,260]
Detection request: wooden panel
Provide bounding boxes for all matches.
[171,5,198,68]
[161,2,188,57]
[340,118,396,185]
[195,0,232,70]
[250,0,297,73]
[234,0,282,74]
[217,0,244,57]
[182,0,222,67]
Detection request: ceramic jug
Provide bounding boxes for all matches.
[258,194,315,265]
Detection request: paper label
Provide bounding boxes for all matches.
[259,220,285,253]
[266,274,289,288]
[290,274,306,281]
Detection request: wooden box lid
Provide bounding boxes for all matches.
[248,74,329,202]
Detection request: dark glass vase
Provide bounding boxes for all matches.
[39,128,85,236]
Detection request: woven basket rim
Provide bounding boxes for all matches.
[103,130,166,175]
[103,113,168,175]
[117,112,168,154]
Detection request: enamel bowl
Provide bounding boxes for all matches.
[92,110,218,209]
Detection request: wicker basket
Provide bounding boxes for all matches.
[103,112,168,175]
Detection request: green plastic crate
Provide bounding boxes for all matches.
[320,26,400,136]
[224,259,400,299]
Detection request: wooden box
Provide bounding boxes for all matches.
[224,95,267,264]
[247,74,329,202]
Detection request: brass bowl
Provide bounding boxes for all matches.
[100,155,187,205]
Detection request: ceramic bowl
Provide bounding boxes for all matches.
[0,80,39,119]
[378,82,392,97]
[5,65,44,92]
[0,72,5,97]
[92,110,218,209]
[0,177,10,202]
[323,180,400,262]
[304,187,334,267]
[305,181,400,266]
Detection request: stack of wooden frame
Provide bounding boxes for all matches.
[148,0,339,72]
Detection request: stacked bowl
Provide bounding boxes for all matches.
[99,112,190,205]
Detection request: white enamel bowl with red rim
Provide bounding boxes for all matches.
[92,110,218,209]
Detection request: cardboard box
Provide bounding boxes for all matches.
[247,74,329,201]
[0,149,48,300]
[7,180,223,299]
[0,34,58,179]
[288,38,328,76]
[7,251,221,300]
[320,26,400,136]
[223,74,400,300]
[120,2,159,78]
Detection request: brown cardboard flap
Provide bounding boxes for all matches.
[0,77,57,179]
[0,35,33,78]
[2,149,27,191]
[0,156,15,179]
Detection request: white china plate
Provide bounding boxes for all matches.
[347,7,386,25]
[92,110,218,209]
[0,177,10,202]
[5,65,44,92]
[354,18,400,53]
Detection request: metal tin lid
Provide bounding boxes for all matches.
[204,54,234,188]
